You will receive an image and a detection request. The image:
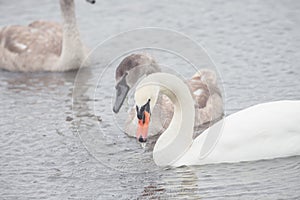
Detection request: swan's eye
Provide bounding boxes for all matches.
[148,99,150,102]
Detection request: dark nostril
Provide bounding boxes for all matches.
[138,136,147,143]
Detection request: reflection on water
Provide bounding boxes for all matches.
[1,0,300,199]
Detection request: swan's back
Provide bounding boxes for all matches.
[0,21,62,71]
[176,100,300,166]
[221,100,300,159]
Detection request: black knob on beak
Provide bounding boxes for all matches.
[138,136,147,143]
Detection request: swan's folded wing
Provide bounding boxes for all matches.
[0,22,62,71]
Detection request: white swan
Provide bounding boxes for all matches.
[114,53,224,139]
[134,72,300,166]
[0,0,95,72]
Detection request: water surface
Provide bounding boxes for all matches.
[1,0,300,199]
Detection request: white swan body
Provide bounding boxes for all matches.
[135,73,300,167]
[175,100,300,166]
[0,0,94,72]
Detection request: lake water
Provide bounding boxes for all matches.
[1,0,300,199]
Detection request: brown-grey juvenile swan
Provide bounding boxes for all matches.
[134,72,300,166]
[113,53,224,140]
[0,0,95,72]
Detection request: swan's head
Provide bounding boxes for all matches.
[113,53,160,113]
[134,85,159,143]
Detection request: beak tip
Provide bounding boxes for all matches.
[87,0,96,4]
[138,136,147,143]
[113,106,119,113]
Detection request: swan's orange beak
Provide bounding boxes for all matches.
[136,111,150,143]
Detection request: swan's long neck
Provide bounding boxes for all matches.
[56,0,85,71]
[137,73,195,166]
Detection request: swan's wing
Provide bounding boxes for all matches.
[188,79,210,108]
[28,21,62,55]
[0,21,62,71]
[192,69,217,85]
[29,20,61,31]
[188,69,224,128]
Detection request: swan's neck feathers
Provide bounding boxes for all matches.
[56,0,86,71]
[137,73,195,166]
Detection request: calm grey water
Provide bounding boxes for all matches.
[1,0,300,199]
